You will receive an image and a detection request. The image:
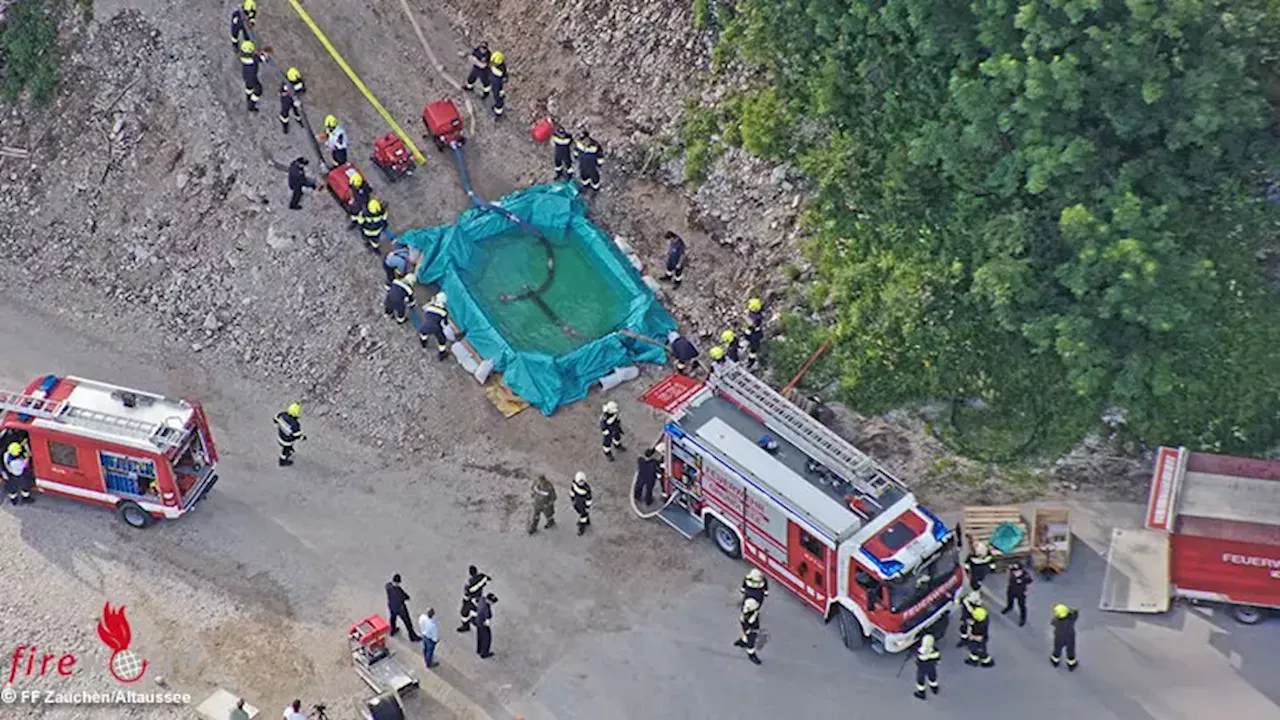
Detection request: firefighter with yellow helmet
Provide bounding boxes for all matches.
[230,0,256,49]
[321,114,349,165]
[237,39,266,113]
[1050,603,1079,671]
[3,440,35,504]
[965,605,994,667]
[274,402,306,467]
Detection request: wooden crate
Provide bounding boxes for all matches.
[961,505,1031,562]
[1031,507,1071,575]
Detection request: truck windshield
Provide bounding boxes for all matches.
[887,535,959,613]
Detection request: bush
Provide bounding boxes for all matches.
[0,0,72,106]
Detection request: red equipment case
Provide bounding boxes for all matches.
[372,132,414,183]
[326,162,372,211]
[423,99,464,150]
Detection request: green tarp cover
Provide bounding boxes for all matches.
[398,183,677,415]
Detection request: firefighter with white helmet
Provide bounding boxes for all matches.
[966,539,995,591]
[384,272,417,325]
[274,402,305,467]
[913,634,941,699]
[741,567,769,607]
[420,292,451,361]
[600,401,624,460]
[3,440,34,504]
[571,471,593,535]
[733,597,763,665]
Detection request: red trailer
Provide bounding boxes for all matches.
[1101,446,1280,624]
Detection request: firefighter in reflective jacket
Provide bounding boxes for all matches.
[464,42,491,93]
[359,198,389,252]
[570,471,592,535]
[966,540,994,591]
[385,273,416,324]
[275,402,305,466]
[721,330,741,363]
[3,441,35,504]
[238,40,266,113]
[487,51,506,118]
[956,590,982,647]
[913,634,941,699]
[743,297,764,368]
[230,0,256,49]
[457,565,491,632]
[420,293,451,360]
[733,598,763,665]
[741,568,769,607]
[1050,604,1079,671]
[574,131,603,191]
[552,124,573,180]
[965,606,994,667]
[600,401,624,460]
[278,67,306,134]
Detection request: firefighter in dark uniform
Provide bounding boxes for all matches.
[230,0,256,49]
[966,540,994,591]
[661,231,686,287]
[956,590,981,647]
[708,346,728,375]
[286,156,316,210]
[278,66,306,134]
[464,42,491,93]
[1002,561,1033,626]
[965,606,994,667]
[744,297,765,368]
[635,446,661,504]
[3,441,35,504]
[913,634,941,699]
[600,401,624,460]
[238,40,266,113]
[419,293,451,360]
[274,402,305,466]
[457,565,491,632]
[348,172,371,225]
[570,471,592,535]
[359,198,389,253]
[574,130,603,192]
[721,330,740,362]
[741,568,769,607]
[385,273,416,324]
[1050,603,1079,671]
[487,51,506,119]
[551,124,574,180]
[667,331,700,375]
[733,598,763,665]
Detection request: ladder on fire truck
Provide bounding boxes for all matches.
[709,363,896,507]
[0,390,189,452]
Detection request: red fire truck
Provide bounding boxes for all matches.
[640,364,962,653]
[0,375,219,528]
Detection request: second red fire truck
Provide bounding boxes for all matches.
[641,363,962,653]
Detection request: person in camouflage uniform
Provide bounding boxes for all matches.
[528,475,557,534]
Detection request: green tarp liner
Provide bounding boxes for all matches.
[398,183,677,415]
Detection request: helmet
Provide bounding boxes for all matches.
[603,401,619,415]
[490,51,505,65]
[286,67,301,82]
[747,297,763,312]
[401,274,418,286]
[433,292,446,306]
[367,199,382,214]
[920,634,935,653]
[974,541,989,556]
[720,329,736,344]
[746,568,764,583]
[286,402,302,418]
[966,591,983,606]
[573,471,587,484]
[1053,603,1070,619]
[239,40,255,54]
[6,442,22,456]
[743,598,760,612]
[971,607,988,622]
[350,173,364,188]
[324,114,338,129]
[243,0,257,11]
[709,346,725,361]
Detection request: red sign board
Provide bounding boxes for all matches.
[639,374,704,414]
[1146,446,1183,532]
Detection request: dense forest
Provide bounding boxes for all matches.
[695,0,1280,458]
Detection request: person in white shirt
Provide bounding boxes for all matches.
[418,607,440,669]
[282,699,306,720]
[320,114,349,165]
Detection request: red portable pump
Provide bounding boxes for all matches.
[326,162,373,214]
[423,99,464,151]
[371,132,414,183]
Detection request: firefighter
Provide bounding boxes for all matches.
[1050,603,1079,671]
[966,540,994,591]
[733,598,763,665]
[274,402,305,467]
[487,51,506,119]
[634,445,661,505]
[419,292,451,361]
[570,471,592,535]
[230,0,256,49]
[464,42,491,94]
[741,568,769,607]
[600,401,625,460]
[956,590,981,648]
[913,634,941,700]
[383,242,412,289]
[322,114,349,165]
[528,474,556,535]
[667,331,700,375]
[278,67,306,134]
[574,130,604,192]
[1002,561,1033,626]
[743,297,764,368]
[238,40,265,113]
[721,330,741,362]
[3,441,34,504]
[348,172,371,225]
[551,123,574,180]
[965,605,994,668]
[286,156,316,211]
[708,345,727,375]
[385,273,416,325]
[359,198,389,252]
[457,565,491,632]
[661,231,686,287]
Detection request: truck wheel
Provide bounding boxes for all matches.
[706,517,741,559]
[117,501,152,529]
[1232,605,1266,625]
[836,605,866,651]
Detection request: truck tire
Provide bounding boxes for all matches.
[836,605,866,651]
[706,517,741,559]
[117,501,153,529]
[1231,605,1266,625]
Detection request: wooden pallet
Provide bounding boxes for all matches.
[961,505,1031,558]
